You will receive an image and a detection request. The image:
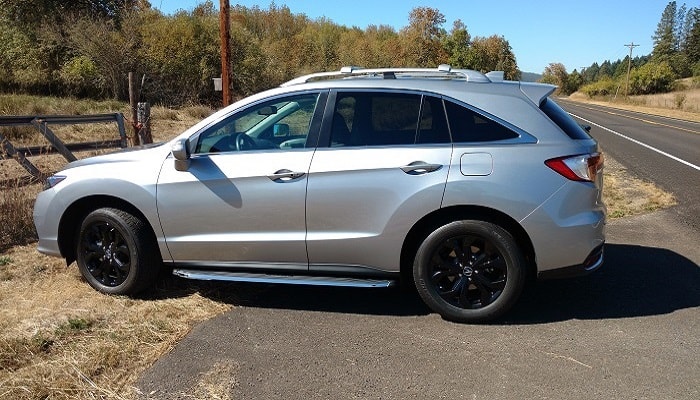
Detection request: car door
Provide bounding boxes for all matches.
[305,91,453,275]
[157,92,326,269]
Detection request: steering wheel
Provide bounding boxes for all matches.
[233,132,256,151]
[210,132,256,152]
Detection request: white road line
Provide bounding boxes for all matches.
[571,113,700,172]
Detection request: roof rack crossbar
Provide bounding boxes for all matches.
[280,65,492,87]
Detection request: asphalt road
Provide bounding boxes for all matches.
[136,102,700,399]
[558,99,700,231]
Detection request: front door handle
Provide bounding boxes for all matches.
[268,169,305,182]
[400,161,442,175]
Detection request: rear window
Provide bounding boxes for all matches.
[540,98,591,140]
[445,100,519,142]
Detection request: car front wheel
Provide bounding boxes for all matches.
[76,207,160,295]
[413,220,525,323]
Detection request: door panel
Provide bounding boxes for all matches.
[306,91,452,274]
[306,146,451,273]
[157,92,324,268]
[158,150,313,266]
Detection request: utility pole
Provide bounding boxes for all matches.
[219,0,232,106]
[624,42,639,97]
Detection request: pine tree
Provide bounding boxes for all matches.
[653,1,678,60]
[684,8,700,65]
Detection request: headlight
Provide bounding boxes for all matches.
[43,175,67,190]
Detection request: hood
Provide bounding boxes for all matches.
[63,142,169,170]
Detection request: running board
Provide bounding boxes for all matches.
[172,269,397,288]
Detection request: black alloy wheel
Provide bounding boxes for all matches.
[413,220,525,323]
[80,219,131,287]
[76,208,160,295]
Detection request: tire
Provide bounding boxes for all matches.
[76,207,160,295]
[413,220,526,323]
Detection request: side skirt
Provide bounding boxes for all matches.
[172,269,397,288]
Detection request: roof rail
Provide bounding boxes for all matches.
[280,65,492,87]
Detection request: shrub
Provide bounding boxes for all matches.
[628,62,677,95]
[59,56,103,97]
[579,77,619,98]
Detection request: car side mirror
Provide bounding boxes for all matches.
[172,138,190,171]
[581,124,591,133]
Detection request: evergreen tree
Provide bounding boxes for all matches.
[684,8,700,65]
[653,1,678,59]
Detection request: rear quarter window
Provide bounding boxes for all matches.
[445,100,519,142]
[540,98,591,140]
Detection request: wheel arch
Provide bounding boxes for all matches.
[58,195,158,265]
[400,205,537,286]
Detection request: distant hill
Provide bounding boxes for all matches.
[520,72,542,82]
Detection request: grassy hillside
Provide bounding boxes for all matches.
[569,78,700,122]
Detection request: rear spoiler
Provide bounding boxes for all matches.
[519,82,556,106]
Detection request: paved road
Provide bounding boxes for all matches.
[558,99,700,231]
[136,103,700,399]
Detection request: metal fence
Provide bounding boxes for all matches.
[0,113,127,184]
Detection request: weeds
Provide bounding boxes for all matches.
[0,180,40,252]
[674,93,687,109]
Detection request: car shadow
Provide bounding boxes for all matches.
[505,243,700,324]
[150,243,699,323]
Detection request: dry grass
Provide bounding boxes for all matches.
[569,83,700,123]
[1,96,223,399]
[603,157,676,218]
[0,245,232,399]
[0,181,41,252]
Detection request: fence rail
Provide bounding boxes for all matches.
[0,113,127,183]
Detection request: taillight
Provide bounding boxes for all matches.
[545,153,603,182]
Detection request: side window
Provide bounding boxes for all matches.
[330,92,449,147]
[445,100,519,143]
[417,96,450,144]
[331,92,420,147]
[195,93,320,153]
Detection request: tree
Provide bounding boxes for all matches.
[629,61,677,94]
[684,8,700,67]
[466,35,520,80]
[653,1,678,60]
[442,20,470,68]
[540,62,568,90]
[62,11,142,99]
[583,62,600,83]
[400,7,447,67]
[0,0,147,29]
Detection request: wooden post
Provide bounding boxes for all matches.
[220,0,232,106]
[137,102,152,144]
[115,113,127,147]
[128,71,140,146]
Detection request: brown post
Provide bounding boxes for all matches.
[219,0,232,107]
[137,102,152,144]
[128,71,140,146]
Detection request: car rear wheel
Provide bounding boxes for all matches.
[413,220,525,323]
[76,208,160,295]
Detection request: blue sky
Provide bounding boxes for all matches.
[153,0,695,74]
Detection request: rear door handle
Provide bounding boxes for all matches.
[268,169,305,182]
[400,161,442,175]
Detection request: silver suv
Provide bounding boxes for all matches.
[33,66,605,322]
